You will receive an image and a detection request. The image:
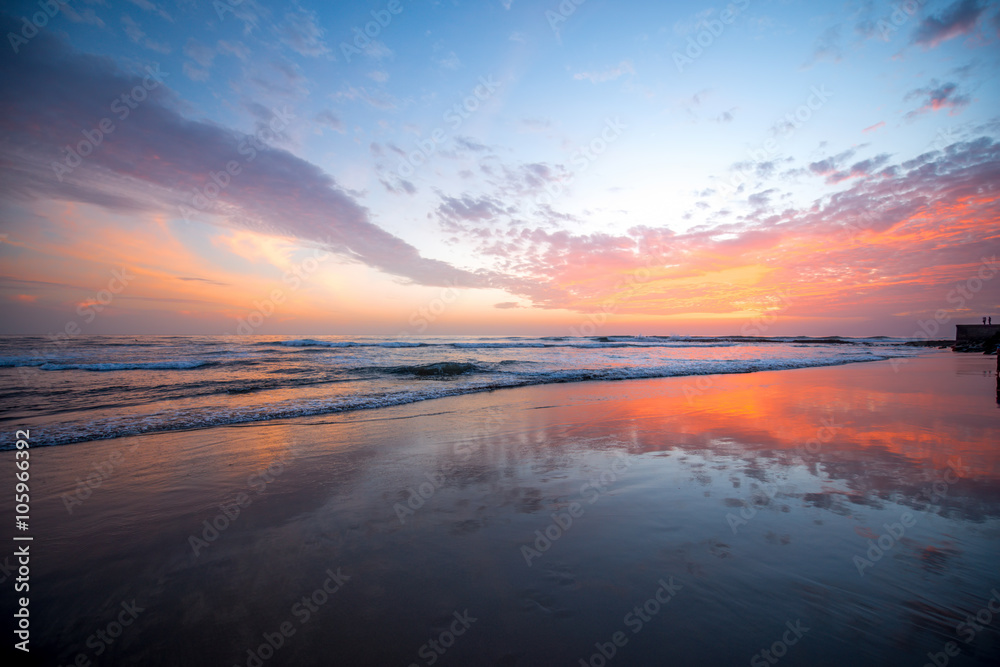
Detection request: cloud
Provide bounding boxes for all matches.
[278,7,331,57]
[121,15,144,43]
[428,132,1000,317]
[126,0,172,22]
[494,301,520,309]
[177,277,232,287]
[747,189,776,208]
[218,40,251,61]
[183,39,215,68]
[120,15,171,54]
[437,195,510,227]
[518,118,551,132]
[246,59,307,98]
[379,176,417,195]
[821,154,892,184]
[454,136,490,153]
[315,110,345,133]
[62,4,106,28]
[729,157,788,183]
[435,51,461,70]
[183,62,210,82]
[358,40,393,61]
[688,89,712,107]
[715,108,736,123]
[808,149,857,177]
[913,0,988,48]
[572,60,635,84]
[332,85,398,110]
[803,24,843,67]
[0,17,489,291]
[863,121,886,133]
[905,81,971,119]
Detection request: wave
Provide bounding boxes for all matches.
[386,362,483,377]
[38,360,214,372]
[275,339,360,348]
[274,339,428,348]
[268,339,741,350]
[0,357,49,367]
[5,350,921,449]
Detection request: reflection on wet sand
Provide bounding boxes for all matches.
[11,352,999,666]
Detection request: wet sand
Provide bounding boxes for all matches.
[6,352,1000,666]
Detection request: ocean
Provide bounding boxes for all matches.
[0,334,924,449]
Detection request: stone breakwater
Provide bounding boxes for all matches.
[953,325,1000,354]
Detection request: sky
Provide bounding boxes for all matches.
[0,0,998,337]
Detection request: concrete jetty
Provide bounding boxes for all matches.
[954,324,1000,354]
[956,324,1000,343]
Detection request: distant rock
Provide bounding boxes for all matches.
[391,362,480,376]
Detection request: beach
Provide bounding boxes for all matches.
[5,1,1000,664]
[6,351,999,666]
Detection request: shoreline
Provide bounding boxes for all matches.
[4,347,936,451]
[5,351,999,665]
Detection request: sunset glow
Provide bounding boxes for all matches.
[1,0,998,335]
